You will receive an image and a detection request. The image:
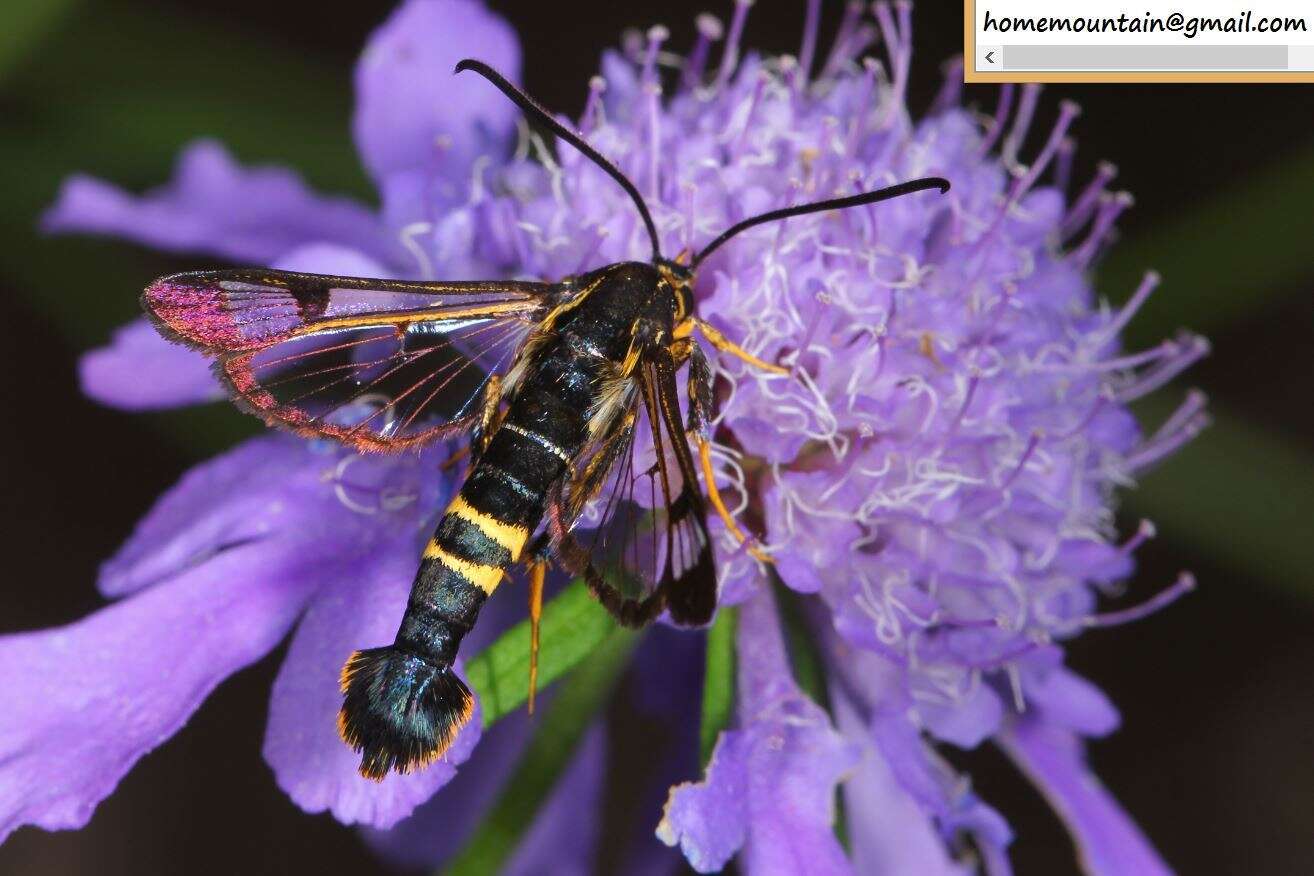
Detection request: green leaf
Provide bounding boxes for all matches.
[699,606,737,767]
[1126,398,1314,599]
[1101,145,1314,348]
[0,0,80,83]
[772,578,831,711]
[465,580,620,727]
[446,627,639,876]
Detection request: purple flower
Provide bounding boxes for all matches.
[658,590,858,874]
[11,0,1207,872]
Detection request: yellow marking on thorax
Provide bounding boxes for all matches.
[620,318,666,378]
[423,546,506,595]
[657,267,693,321]
[446,495,531,558]
[619,334,643,378]
[503,272,611,391]
[538,272,608,334]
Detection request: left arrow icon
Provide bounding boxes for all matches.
[986,50,996,64]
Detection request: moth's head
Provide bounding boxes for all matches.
[656,253,696,320]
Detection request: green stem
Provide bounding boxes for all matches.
[445,628,640,876]
[465,580,617,727]
[699,606,738,767]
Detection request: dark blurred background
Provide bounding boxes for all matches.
[1,1,1312,873]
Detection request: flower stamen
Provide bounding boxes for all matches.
[1061,160,1118,238]
[581,75,607,133]
[1083,572,1197,628]
[1115,332,1210,402]
[979,83,1015,156]
[1097,270,1161,345]
[1013,101,1081,201]
[714,0,754,91]
[797,0,822,85]
[822,2,867,82]
[642,25,669,84]
[1002,83,1042,167]
[682,13,724,92]
[1119,519,1157,556]
[1053,134,1075,194]
[1071,191,1134,267]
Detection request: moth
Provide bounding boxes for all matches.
[141,59,948,779]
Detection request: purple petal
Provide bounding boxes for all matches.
[80,319,220,410]
[658,734,749,872]
[99,435,442,599]
[0,435,447,840]
[43,140,394,266]
[263,538,481,829]
[831,685,971,876]
[1025,666,1120,738]
[823,643,1015,872]
[354,0,519,222]
[272,242,389,276]
[761,472,864,595]
[920,682,1005,749]
[100,435,314,598]
[999,719,1172,876]
[0,537,318,842]
[870,707,1015,867]
[658,589,857,874]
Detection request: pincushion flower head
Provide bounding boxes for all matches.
[6,0,1208,872]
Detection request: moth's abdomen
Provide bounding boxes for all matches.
[337,381,590,779]
[337,647,472,780]
[336,487,532,780]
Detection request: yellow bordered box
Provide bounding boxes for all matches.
[965,0,1314,83]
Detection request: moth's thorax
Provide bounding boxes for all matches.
[556,261,684,361]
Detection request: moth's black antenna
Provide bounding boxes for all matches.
[455,58,662,262]
[691,177,951,270]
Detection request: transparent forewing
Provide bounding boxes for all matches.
[562,356,715,625]
[142,268,550,352]
[141,269,553,451]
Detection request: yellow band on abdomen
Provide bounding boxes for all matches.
[445,494,531,560]
[423,545,506,595]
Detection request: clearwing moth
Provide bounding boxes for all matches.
[141,59,949,779]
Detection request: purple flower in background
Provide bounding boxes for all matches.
[6,0,1208,872]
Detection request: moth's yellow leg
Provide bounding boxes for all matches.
[668,336,696,367]
[527,558,546,715]
[692,319,789,376]
[697,438,773,564]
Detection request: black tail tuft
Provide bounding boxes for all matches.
[337,647,474,781]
